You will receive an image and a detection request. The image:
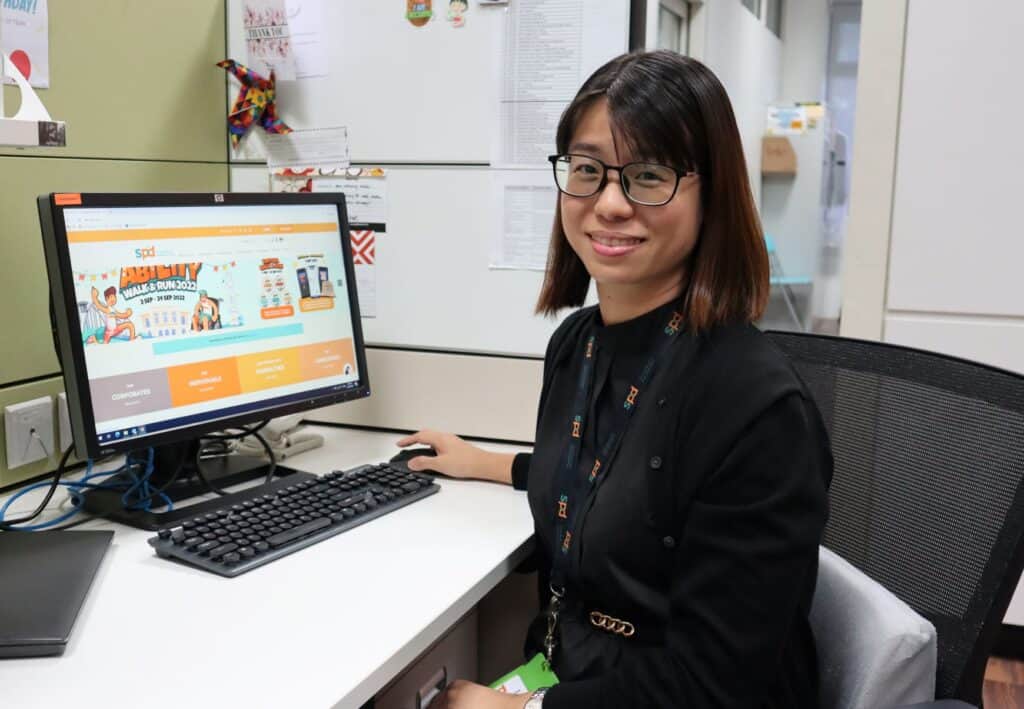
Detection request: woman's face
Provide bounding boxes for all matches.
[560,99,702,296]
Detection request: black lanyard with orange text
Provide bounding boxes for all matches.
[543,305,685,665]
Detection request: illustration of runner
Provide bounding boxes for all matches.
[192,290,220,331]
[89,286,137,344]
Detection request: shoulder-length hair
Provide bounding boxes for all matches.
[536,51,769,332]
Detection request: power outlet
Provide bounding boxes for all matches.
[57,392,73,454]
[4,396,54,469]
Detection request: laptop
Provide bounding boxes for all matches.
[0,530,113,658]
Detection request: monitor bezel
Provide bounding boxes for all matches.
[39,191,371,460]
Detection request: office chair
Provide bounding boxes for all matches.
[765,331,1024,709]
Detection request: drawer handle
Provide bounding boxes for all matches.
[416,665,448,709]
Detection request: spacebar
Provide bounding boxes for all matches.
[268,518,332,547]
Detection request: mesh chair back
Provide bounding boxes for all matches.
[765,331,1024,705]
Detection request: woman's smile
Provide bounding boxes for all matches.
[588,230,646,257]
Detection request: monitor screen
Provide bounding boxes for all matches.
[39,193,369,459]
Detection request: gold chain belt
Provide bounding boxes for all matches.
[589,610,636,638]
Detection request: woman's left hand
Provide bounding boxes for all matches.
[429,680,529,709]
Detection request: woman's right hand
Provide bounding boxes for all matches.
[395,430,514,484]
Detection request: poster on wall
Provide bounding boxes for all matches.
[1,0,50,89]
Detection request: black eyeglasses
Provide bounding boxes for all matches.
[548,154,699,206]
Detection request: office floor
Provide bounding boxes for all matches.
[985,657,1024,707]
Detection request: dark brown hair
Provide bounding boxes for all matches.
[536,51,769,332]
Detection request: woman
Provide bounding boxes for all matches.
[405,51,832,709]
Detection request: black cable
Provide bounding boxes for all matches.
[193,440,230,496]
[251,430,277,485]
[193,423,277,495]
[0,445,74,530]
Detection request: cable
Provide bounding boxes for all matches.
[251,430,277,485]
[194,427,278,495]
[0,455,134,531]
[124,444,190,511]
[0,445,73,530]
[194,440,231,496]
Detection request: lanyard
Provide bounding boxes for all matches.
[543,306,685,665]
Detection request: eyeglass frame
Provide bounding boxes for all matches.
[547,153,700,207]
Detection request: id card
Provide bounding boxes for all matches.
[489,653,559,693]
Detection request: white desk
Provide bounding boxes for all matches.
[0,428,534,709]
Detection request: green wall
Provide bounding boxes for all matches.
[0,0,229,487]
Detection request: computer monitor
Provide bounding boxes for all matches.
[37,192,370,527]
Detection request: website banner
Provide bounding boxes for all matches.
[63,206,361,439]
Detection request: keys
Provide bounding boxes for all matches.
[267,518,331,547]
[209,543,238,560]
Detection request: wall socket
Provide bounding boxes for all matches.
[4,396,54,469]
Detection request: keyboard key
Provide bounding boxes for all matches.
[239,546,255,558]
[209,543,238,560]
[196,541,217,555]
[254,541,270,552]
[222,552,241,565]
[268,518,331,547]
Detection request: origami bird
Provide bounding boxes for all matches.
[217,59,292,149]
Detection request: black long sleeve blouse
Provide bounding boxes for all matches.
[510,301,832,708]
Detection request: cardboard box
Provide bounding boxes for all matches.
[762,136,797,175]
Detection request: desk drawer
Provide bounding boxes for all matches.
[375,608,478,709]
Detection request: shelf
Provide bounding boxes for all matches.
[0,117,66,147]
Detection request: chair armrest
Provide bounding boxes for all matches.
[893,702,976,709]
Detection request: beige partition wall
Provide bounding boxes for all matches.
[0,0,229,487]
[841,0,1024,637]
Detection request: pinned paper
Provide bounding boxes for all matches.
[349,227,377,318]
[1,0,49,88]
[350,229,376,266]
[285,0,327,79]
[407,0,432,26]
[218,59,292,149]
[766,104,817,136]
[448,0,468,27]
[313,172,388,230]
[265,126,350,172]
[243,0,296,80]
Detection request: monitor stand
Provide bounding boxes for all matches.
[79,440,315,531]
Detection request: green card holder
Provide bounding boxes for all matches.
[489,653,560,693]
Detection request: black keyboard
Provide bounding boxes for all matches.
[148,463,439,577]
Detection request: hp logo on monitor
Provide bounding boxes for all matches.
[214,194,225,202]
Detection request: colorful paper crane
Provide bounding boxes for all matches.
[217,59,292,149]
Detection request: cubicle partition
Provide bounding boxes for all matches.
[226,0,631,441]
